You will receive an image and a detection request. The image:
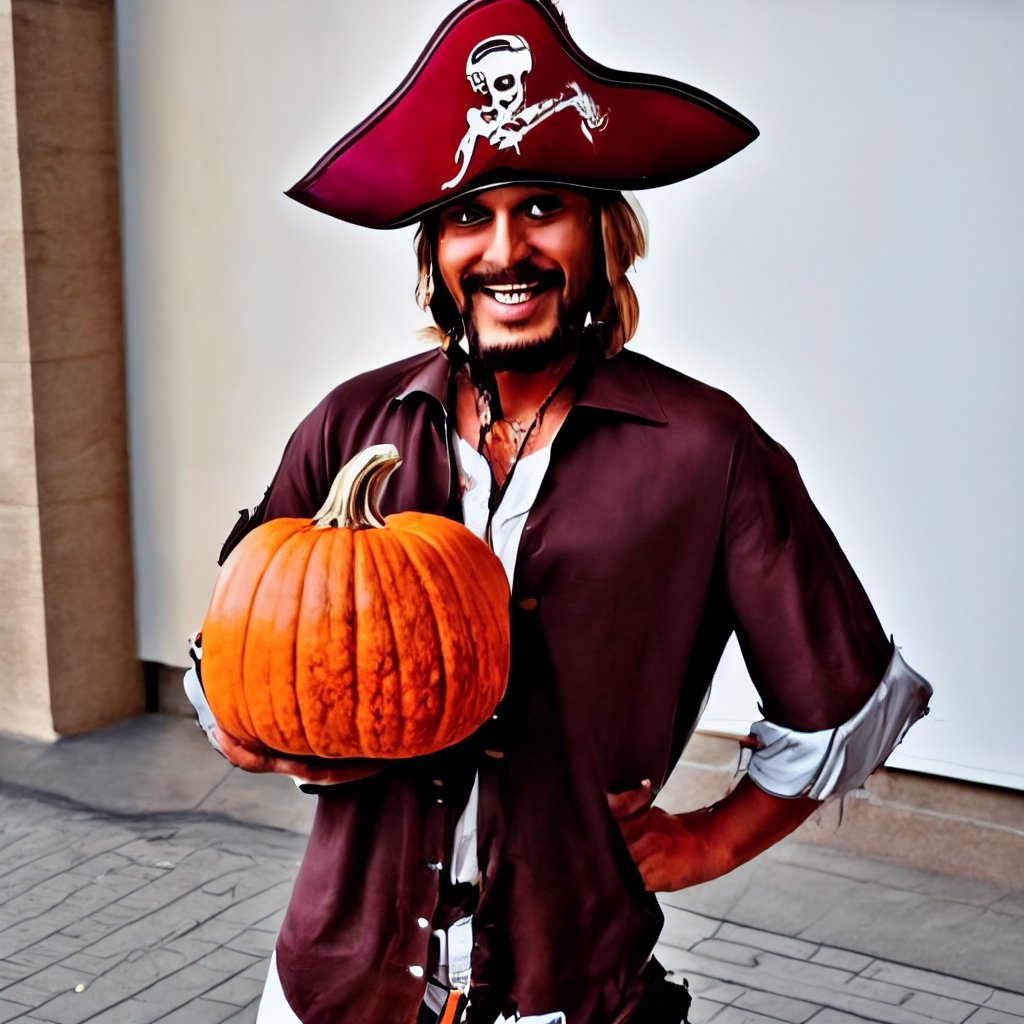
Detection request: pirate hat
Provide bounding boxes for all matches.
[287,0,758,229]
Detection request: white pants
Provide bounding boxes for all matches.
[256,949,565,1023]
[256,952,302,1023]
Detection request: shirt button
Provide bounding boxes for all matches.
[519,597,538,611]
[408,965,425,978]
[426,860,443,872]
[417,917,429,929]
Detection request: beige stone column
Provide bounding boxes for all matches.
[1,0,142,738]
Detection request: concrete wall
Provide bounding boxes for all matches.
[1,0,51,738]
[0,0,141,738]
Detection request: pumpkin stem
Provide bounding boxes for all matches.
[313,444,402,530]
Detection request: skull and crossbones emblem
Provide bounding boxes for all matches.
[441,34,609,191]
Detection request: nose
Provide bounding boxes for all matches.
[483,211,530,268]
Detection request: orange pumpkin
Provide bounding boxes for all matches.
[201,444,510,760]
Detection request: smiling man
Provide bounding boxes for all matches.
[187,2,932,1022]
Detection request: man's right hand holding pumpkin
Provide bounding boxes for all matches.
[214,726,384,787]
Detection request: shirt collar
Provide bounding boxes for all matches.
[390,348,451,404]
[391,347,668,425]
[575,351,668,424]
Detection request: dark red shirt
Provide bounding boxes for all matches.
[227,347,890,1023]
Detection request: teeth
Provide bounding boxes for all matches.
[486,284,537,305]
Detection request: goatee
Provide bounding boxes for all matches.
[468,329,574,374]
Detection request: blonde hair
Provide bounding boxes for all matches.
[414,191,646,356]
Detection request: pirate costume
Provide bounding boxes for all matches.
[186,2,931,1021]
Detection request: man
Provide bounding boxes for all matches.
[187,2,931,1022]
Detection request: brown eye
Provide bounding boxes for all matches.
[444,204,489,227]
[525,195,563,219]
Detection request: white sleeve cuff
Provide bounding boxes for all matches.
[746,643,932,800]
[183,631,224,754]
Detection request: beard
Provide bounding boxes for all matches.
[465,323,575,373]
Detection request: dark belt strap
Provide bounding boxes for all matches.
[628,959,691,1024]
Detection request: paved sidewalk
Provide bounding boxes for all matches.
[0,715,1021,1023]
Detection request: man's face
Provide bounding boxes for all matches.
[436,185,594,367]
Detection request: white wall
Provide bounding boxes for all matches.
[116,1,1024,790]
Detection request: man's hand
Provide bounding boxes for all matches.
[214,727,383,787]
[608,776,818,892]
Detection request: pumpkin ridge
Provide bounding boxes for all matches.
[396,516,508,646]
[376,531,447,755]
[398,527,489,745]
[359,533,404,756]
[345,532,359,755]
[442,524,509,729]
[219,520,301,743]
[438,523,506,647]
[352,529,396,756]
[288,526,325,757]
[392,529,468,747]
[259,527,318,754]
[299,526,357,758]
[398,515,510,706]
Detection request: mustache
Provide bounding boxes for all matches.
[461,260,564,295]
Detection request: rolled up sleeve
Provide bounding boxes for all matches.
[747,642,932,799]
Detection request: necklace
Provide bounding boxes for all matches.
[474,364,577,548]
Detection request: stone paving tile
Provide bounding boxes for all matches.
[732,987,820,1023]
[809,1012,877,1023]
[0,997,32,1024]
[246,909,287,940]
[688,939,762,969]
[988,992,1024,1015]
[31,975,141,1024]
[842,974,917,1005]
[709,1005,797,1023]
[222,928,276,959]
[239,957,271,983]
[57,951,114,976]
[990,891,1024,918]
[807,947,873,973]
[902,989,979,1024]
[715,922,821,962]
[218,1001,260,1023]
[0,962,93,1007]
[129,963,231,1012]
[658,945,958,1024]
[154,996,246,1023]
[202,974,267,1007]
[688,996,729,1021]
[194,947,262,976]
[863,958,998,1004]
[217,886,294,928]
[659,906,721,952]
[675,972,745,1007]
[964,1010,1024,1024]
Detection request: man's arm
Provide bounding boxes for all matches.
[608,776,817,892]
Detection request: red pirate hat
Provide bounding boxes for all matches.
[287,0,758,229]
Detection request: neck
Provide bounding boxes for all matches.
[453,352,579,488]
[491,353,577,423]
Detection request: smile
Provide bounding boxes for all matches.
[482,283,541,306]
